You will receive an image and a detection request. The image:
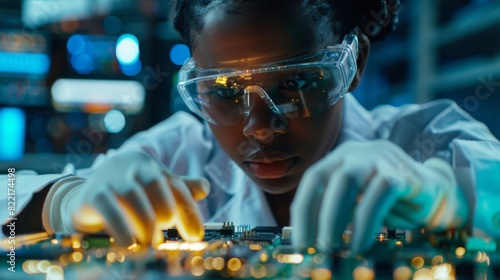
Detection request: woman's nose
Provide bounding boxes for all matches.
[242,87,287,142]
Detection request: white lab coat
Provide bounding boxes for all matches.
[2,94,500,238]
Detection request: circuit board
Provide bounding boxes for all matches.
[1,223,499,279]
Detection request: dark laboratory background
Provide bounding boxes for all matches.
[0,0,499,174]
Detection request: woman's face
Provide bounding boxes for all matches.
[192,6,345,194]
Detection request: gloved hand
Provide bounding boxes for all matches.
[43,150,210,247]
[291,140,468,253]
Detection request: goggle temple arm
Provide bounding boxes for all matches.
[328,28,359,93]
[343,28,359,60]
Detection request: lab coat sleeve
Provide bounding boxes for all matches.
[371,99,500,238]
[0,111,213,239]
[0,172,71,239]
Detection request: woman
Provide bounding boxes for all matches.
[3,0,499,254]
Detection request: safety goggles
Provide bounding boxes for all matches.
[177,30,358,126]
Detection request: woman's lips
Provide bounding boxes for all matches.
[245,158,297,179]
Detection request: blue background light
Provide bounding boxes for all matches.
[169,44,190,66]
[71,52,95,74]
[67,34,86,55]
[119,59,142,76]
[104,110,126,133]
[0,108,26,161]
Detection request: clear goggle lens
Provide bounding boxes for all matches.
[178,31,358,126]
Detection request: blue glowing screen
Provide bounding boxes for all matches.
[0,52,50,75]
[0,108,26,161]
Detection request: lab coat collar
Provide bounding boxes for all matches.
[335,93,377,145]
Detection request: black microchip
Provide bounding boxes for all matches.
[240,233,280,244]
[219,229,234,236]
[251,226,283,234]
[164,228,178,239]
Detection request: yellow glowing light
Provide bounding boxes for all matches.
[191,256,204,268]
[431,255,444,266]
[215,76,228,85]
[51,239,59,245]
[413,268,432,280]
[188,242,209,251]
[25,260,41,274]
[71,240,81,249]
[128,243,139,250]
[277,253,304,264]
[40,261,52,273]
[353,267,374,280]
[116,252,125,263]
[393,266,412,280]
[227,258,242,272]
[158,241,180,251]
[475,251,484,262]
[28,260,39,273]
[203,257,214,270]
[411,257,425,269]
[191,266,205,277]
[432,263,453,279]
[260,253,269,263]
[249,244,262,251]
[61,238,72,247]
[46,265,64,280]
[59,254,70,266]
[70,252,83,263]
[212,257,225,270]
[455,247,466,258]
[251,264,267,279]
[22,260,32,274]
[311,268,332,280]
[475,251,488,263]
[157,241,208,251]
[313,253,326,264]
[109,237,115,243]
[307,247,317,254]
[106,252,117,263]
[23,260,33,274]
[379,234,384,242]
[395,240,403,246]
[179,242,190,250]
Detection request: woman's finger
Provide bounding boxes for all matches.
[317,167,360,251]
[291,165,332,249]
[351,175,406,253]
[116,182,156,245]
[167,176,205,242]
[90,191,136,247]
[180,176,211,201]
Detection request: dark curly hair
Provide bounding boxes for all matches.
[173,0,400,47]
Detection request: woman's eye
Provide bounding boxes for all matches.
[206,86,242,99]
[281,79,307,91]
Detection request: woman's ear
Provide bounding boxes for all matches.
[348,32,370,91]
